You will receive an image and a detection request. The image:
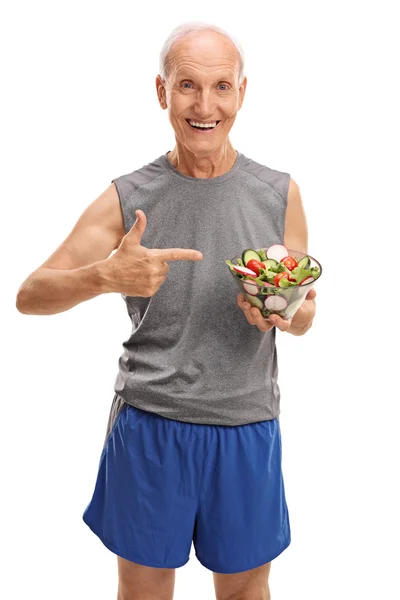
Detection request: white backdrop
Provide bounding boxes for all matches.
[2,0,399,598]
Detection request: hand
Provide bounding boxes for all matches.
[286,287,317,335]
[238,288,317,334]
[238,294,276,333]
[104,210,203,297]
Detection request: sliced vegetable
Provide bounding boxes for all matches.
[243,279,260,295]
[246,259,266,277]
[264,295,288,311]
[266,244,289,262]
[281,256,298,271]
[245,293,264,309]
[297,255,311,270]
[299,276,315,286]
[273,272,291,287]
[233,265,257,277]
[242,249,262,266]
[262,258,278,271]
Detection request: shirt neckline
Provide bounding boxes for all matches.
[160,150,242,184]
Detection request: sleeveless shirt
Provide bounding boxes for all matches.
[110,151,290,426]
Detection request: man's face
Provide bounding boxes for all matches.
[156,31,247,157]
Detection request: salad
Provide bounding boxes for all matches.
[225,244,321,318]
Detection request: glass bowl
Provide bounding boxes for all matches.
[229,248,322,320]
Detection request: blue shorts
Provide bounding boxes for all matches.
[82,397,291,574]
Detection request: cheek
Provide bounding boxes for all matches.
[221,99,240,118]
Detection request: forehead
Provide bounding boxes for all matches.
[168,31,240,79]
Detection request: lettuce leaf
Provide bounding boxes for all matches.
[258,248,267,261]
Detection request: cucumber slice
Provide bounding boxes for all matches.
[242,248,262,266]
[262,258,278,271]
[297,255,311,270]
[245,293,264,310]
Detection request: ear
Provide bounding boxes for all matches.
[238,76,247,110]
[156,75,167,110]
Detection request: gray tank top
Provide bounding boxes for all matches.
[110,151,290,426]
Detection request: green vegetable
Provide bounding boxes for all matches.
[258,248,267,261]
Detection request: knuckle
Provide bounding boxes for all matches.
[148,263,159,276]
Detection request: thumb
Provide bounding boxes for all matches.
[128,209,147,244]
[306,288,317,299]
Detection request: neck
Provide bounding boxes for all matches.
[167,141,237,178]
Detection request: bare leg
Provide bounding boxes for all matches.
[117,556,176,600]
[213,561,271,600]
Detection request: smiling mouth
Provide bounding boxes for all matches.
[186,119,221,130]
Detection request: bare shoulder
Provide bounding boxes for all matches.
[283,177,308,254]
[37,182,126,271]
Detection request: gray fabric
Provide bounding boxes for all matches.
[103,393,125,449]
[110,151,290,426]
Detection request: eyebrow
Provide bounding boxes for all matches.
[177,73,235,81]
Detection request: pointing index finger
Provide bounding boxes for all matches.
[153,248,204,262]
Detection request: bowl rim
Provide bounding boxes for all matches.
[229,247,322,288]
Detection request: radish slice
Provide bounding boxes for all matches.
[262,281,275,287]
[233,265,257,277]
[243,280,260,295]
[264,295,288,310]
[299,276,315,286]
[267,244,289,262]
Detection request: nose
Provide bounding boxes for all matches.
[192,89,216,120]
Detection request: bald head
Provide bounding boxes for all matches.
[163,28,243,87]
[160,22,244,84]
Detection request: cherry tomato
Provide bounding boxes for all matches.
[246,259,266,277]
[281,256,298,271]
[273,272,290,286]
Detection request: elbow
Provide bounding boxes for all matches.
[15,288,30,314]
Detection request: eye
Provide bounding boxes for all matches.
[182,81,193,89]
[218,83,230,91]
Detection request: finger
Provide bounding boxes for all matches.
[241,299,257,325]
[127,209,147,243]
[153,248,204,262]
[307,288,317,299]
[159,261,170,275]
[268,314,292,331]
[250,306,275,332]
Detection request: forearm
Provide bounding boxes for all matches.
[16,260,111,315]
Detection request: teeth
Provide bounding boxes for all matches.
[189,120,217,128]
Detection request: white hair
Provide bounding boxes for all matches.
[159,21,245,85]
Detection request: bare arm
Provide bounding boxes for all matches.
[283,178,308,253]
[16,183,126,315]
[16,261,112,315]
[283,178,316,335]
[16,185,203,316]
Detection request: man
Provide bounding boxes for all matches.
[16,22,316,600]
